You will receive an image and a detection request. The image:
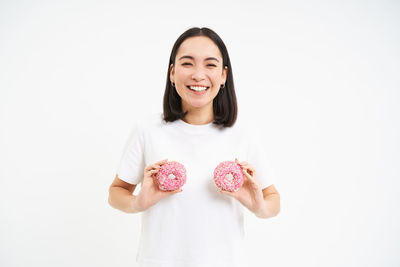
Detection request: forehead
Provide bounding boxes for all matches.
[176,36,222,60]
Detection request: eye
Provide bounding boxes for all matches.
[207,64,217,67]
[182,63,192,66]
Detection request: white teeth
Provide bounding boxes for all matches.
[189,86,208,92]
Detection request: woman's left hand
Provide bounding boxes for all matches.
[219,158,265,216]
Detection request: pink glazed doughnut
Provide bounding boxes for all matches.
[214,161,244,192]
[156,161,187,191]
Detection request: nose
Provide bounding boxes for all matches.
[191,66,206,81]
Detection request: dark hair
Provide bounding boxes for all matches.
[163,27,238,127]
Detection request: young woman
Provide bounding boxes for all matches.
[108,27,280,267]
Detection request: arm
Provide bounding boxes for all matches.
[220,159,281,219]
[254,185,280,219]
[108,160,182,214]
[108,174,139,214]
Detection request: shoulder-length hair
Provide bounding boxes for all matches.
[163,27,238,127]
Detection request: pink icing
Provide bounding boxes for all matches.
[214,161,244,192]
[156,161,186,191]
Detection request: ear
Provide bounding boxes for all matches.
[222,66,228,84]
[169,64,175,83]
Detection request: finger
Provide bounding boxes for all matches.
[219,189,231,195]
[152,159,168,168]
[145,165,158,172]
[247,166,256,175]
[155,158,168,165]
[145,159,168,171]
[241,164,255,173]
[243,169,259,185]
[235,158,249,167]
[145,169,159,176]
[168,188,183,194]
[242,169,255,181]
[238,164,250,172]
[235,158,244,164]
[219,189,237,199]
[241,165,250,172]
[145,165,157,172]
[235,159,248,170]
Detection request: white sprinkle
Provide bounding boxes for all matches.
[225,173,234,181]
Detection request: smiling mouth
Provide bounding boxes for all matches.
[186,86,210,92]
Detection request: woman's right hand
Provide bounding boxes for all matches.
[134,159,182,212]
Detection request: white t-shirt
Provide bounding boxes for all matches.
[117,112,275,267]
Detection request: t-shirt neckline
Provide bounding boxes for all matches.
[176,118,216,134]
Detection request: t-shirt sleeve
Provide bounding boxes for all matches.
[116,121,146,185]
[247,130,276,190]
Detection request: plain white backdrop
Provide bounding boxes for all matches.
[1,0,399,266]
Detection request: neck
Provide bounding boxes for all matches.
[182,103,214,125]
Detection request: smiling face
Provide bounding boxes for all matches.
[170,36,228,112]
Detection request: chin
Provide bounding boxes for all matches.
[187,100,212,109]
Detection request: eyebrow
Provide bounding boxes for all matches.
[178,55,219,62]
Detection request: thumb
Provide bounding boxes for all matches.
[168,188,183,195]
[219,189,235,198]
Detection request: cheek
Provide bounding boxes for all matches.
[174,68,191,80]
[209,72,222,84]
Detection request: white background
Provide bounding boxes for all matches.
[1,0,399,266]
